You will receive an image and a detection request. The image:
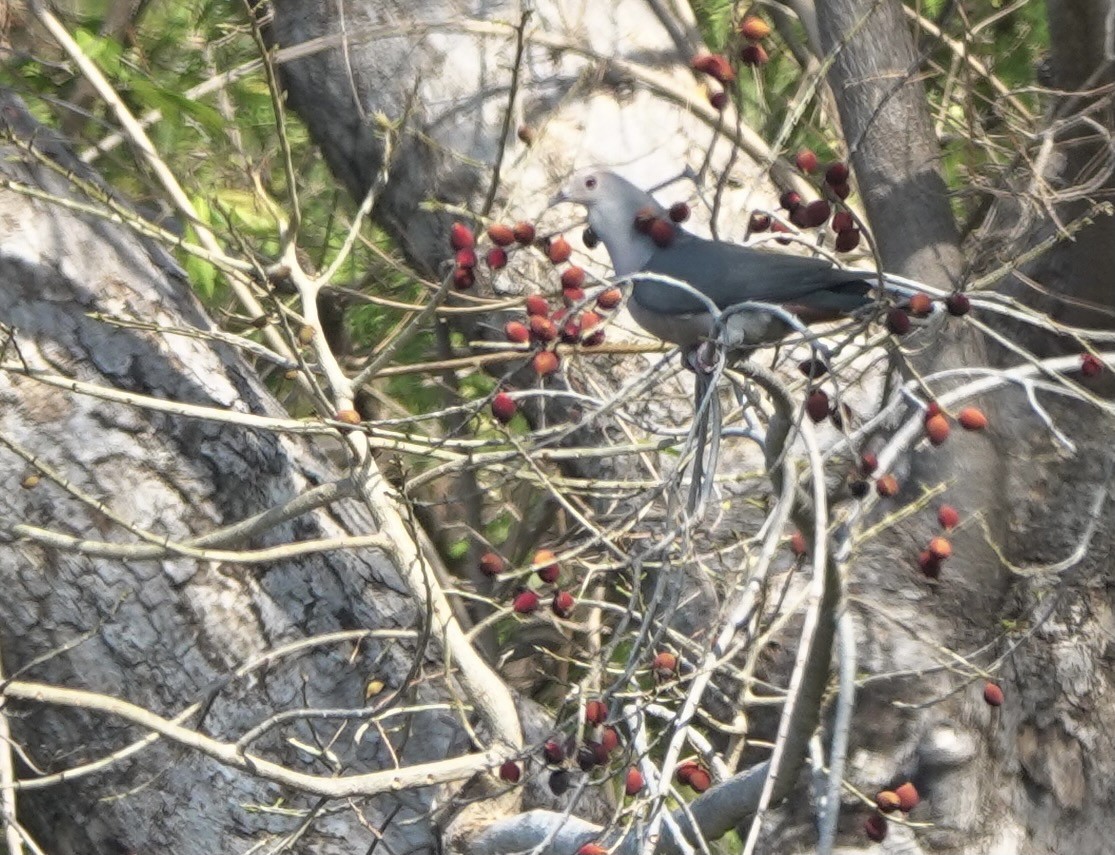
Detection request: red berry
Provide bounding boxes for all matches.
[561,266,586,290]
[790,531,807,556]
[886,307,911,335]
[560,317,581,343]
[983,681,1004,706]
[513,590,539,614]
[547,236,572,264]
[739,43,768,65]
[455,248,477,269]
[802,199,832,227]
[795,149,818,173]
[487,223,515,246]
[562,288,586,307]
[625,767,645,796]
[580,310,603,332]
[937,504,960,529]
[676,761,698,785]
[834,227,860,252]
[1081,353,1103,377]
[525,295,549,317]
[945,292,971,316]
[453,266,475,290]
[925,413,950,446]
[687,767,711,792]
[924,401,942,420]
[585,699,607,725]
[486,247,508,269]
[504,320,529,343]
[864,813,888,842]
[529,315,558,343]
[669,201,691,223]
[542,740,565,764]
[479,552,505,577]
[491,393,517,424]
[652,651,678,679]
[498,760,521,783]
[533,548,559,583]
[830,182,851,200]
[876,474,899,497]
[512,221,536,245]
[860,452,879,475]
[532,351,560,376]
[596,287,623,310]
[549,769,570,795]
[749,212,771,232]
[600,726,620,754]
[918,549,941,579]
[649,218,675,248]
[958,407,988,430]
[449,222,474,250]
[798,358,828,378]
[552,590,575,617]
[825,162,850,185]
[739,16,772,40]
[691,52,735,84]
[516,125,535,145]
[779,190,802,211]
[895,782,920,812]
[831,210,854,232]
[908,293,933,316]
[577,845,607,855]
[806,389,830,423]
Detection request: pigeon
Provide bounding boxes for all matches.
[553,168,873,350]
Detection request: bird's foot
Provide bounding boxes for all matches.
[682,341,720,375]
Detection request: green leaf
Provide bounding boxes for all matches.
[127,78,227,139]
[73,28,125,77]
[485,512,514,546]
[689,0,735,50]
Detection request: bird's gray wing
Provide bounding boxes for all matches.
[634,231,869,315]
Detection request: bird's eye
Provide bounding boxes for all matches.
[585,176,597,190]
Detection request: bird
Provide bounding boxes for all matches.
[553,168,874,352]
[554,168,881,516]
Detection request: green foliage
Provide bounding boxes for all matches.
[690,0,736,51]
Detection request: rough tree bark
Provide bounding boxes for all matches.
[0,94,468,854]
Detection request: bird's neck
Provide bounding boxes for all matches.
[588,205,656,276]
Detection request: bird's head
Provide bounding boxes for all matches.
[552,169,665,275]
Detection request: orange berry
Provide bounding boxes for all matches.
[895,781,920,811]
[532,351,560,376]
[739,16,772,40]
[928,536,952,561]
[487,223,515,246]
[625,766,645,795]
[876,790,901,812]
[876,474,899,497]
[925,413,950,446]
[958,407,988,430]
